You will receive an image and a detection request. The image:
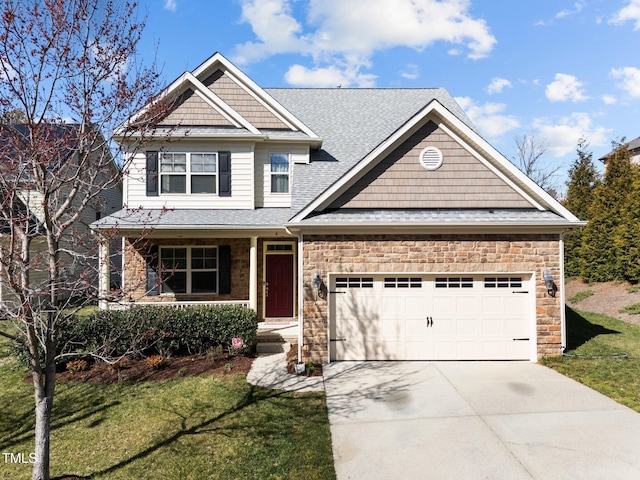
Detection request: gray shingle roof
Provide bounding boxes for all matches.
[94,208,293,229]
[294,209,570,225]
[266,88,475,216]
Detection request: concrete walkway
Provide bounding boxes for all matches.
[323,361,640,480]
[246,343,324,392]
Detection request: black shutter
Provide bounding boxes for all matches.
[146,245,160,296]
[218,245,231,294]
[218,151,231,197]
[146,151,159,196]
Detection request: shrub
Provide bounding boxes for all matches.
[56,304,258,361]
[145,355,166,369]
[66,359,88,372]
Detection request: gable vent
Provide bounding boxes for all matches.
[419,146,443,171]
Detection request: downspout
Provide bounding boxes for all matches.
[559,232,566,352]
[285,226,304,363]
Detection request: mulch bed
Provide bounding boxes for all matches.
[55,353,255,385]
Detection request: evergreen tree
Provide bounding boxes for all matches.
[614,160,640,282]
[563,139,600,278]
[580,140,635,282]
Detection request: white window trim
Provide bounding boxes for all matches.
[269,152,290,194]
[160,246,218,295]
[160,152,218,195]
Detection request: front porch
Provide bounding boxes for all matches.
[98,234,299,322]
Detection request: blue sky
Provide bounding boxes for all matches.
[137,0,640,187]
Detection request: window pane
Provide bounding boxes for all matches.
[192,271,217,293]
[160,153,186,172]
[162,272,186,294]
[161,175,186,193]
[271,174,289,193]
[191,153,216,173]
[161,248,187,270]
[191,175,216,194]
[270,153,289,172]
[191,248,217,270]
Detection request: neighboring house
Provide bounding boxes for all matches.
[599,136,640,165]
[93,53,583,364]
[0,124,122,310]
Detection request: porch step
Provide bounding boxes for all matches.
[256,321,298,344]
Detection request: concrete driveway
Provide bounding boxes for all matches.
[323,361,640,480]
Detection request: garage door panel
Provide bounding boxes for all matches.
[331,274,533,361]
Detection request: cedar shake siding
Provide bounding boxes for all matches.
[159,89,235,127]
[301,234,562,364]
[329,121,533,209]
[203,70,290,130]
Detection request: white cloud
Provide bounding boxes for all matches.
[545,73,588,102]
[0,56,17,81]
[285,63,376,87]
[164,0,177,12]
[400,63,419,80]
[455,96,520,138]
[533,113,609,156]
[556,1,586,19]
[602,94,618,105]
[487,77,512,94]
[610,0,640,29]
[234,0,497,86]
[305,0,496,59]
[610,66,640,97]
[234,0,309,65]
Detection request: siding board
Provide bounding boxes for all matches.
[203,70,291,130]
[329,121,533,209]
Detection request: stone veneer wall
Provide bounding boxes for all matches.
[302,234,562,363]
[123,237,251,304]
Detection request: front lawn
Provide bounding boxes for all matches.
[543,307,640,413]
[0,355,335,480]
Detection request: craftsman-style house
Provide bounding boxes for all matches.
[93,53,583,364]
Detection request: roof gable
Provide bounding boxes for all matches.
[288,98,580,224]
[328,120,534,210]
[119,53,320,142]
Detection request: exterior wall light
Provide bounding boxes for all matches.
[312,273,327,300]
[543,270,557,297]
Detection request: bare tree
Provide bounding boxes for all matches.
[0,1,168,479]
[512,134,561,197]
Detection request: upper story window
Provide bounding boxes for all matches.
[270,153,290,193]
[160,152,217,194]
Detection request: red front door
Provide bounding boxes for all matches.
[265,254,294,317]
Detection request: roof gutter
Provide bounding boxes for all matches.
[284,221,586,234]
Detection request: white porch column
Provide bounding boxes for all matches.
[249,236,258,311]
[98,235,110,311]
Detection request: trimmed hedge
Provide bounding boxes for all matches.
[56,305,258,359]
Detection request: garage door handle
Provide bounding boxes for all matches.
[512,290,529,294]
[330,338,347,342]
[513,338,529,341]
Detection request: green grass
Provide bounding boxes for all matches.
[568,290,594,304]
[543,307,640,413]
[0,359,336,480]
[627,284,640,294]
[620,302,640,315]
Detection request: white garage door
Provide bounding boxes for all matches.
[330,275,533,361]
